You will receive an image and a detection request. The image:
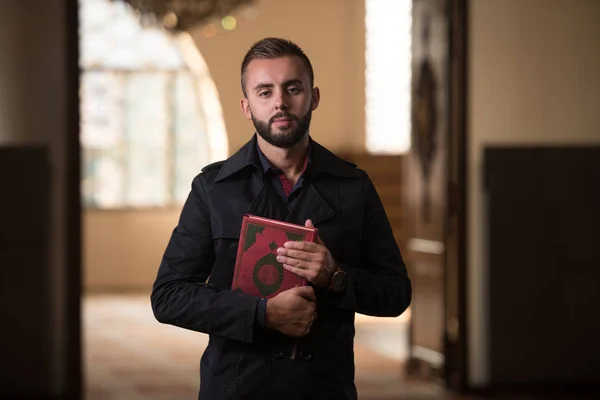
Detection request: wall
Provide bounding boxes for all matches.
[0,0,77,396]
[190,0,366,153]
[84,209,180,291]
[84,0,368,291]
[468,0,600,386]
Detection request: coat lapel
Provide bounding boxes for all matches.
[213,134,362,230]
[246,180,288,223]
[285,180,336,227]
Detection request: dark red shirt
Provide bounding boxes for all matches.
[256,143,311,208]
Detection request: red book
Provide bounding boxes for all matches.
[231,214,318,299]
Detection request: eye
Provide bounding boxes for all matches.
[288,87,301,94]
[258,90,271,97]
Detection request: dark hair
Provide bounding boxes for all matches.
[240,37,314,97]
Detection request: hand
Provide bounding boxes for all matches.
[276,219,337,288]
[266,286,317,337]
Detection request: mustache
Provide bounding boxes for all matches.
[269,112,297,124]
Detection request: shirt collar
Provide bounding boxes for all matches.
[213,134,362,183]
[255,139,311,175]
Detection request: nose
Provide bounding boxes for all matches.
[274,88,289,111]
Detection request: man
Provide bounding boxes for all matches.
[151,37,411,400]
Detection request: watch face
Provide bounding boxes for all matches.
[332,269,346,291]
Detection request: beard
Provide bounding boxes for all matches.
[251,109,312,149]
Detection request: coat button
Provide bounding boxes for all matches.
[272,351,284,360]
[300,351,313,361]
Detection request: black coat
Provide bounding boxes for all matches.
[151,135,412,400]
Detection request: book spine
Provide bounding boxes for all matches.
[231,215,249,289]
[308,228,318,243]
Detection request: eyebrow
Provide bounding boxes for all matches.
[253,79,304,92]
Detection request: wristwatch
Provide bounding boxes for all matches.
[329,267,346,293]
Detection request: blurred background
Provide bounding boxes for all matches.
[0,0,599,399]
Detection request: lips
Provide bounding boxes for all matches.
[270,113,295,124]
[272,119,293,129]
[270,115,295,129]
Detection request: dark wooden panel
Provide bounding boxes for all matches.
[444,0,468,391]
[485,146,600,386]
[0,146,52,393]
[405,0,449,372]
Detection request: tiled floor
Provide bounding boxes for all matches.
[83,294,452,400]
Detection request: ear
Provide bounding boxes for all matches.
[240,98,252,120]
[311,87,320,111]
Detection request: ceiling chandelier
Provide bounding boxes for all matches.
[116,0,255,32]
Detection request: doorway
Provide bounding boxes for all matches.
[77,1,468,400]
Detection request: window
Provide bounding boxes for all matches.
[365,0,412,154]
[79,0,227,208]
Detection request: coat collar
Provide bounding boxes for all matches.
[215,134,361,183]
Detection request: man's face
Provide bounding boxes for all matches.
[241,56,320,148]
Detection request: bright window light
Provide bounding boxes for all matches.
[365,0,412,154]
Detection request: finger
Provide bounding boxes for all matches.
[283,240,320,252]
[277,256,310,269]
[305,219,324,245]
[284,264,318,288]
[293,285,316,301]
[277,248,314,262]
[283,263,309,278]
[277,255,307,269]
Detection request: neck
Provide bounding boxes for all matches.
[256,134,309,178]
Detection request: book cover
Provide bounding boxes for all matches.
[231,214,318,299]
